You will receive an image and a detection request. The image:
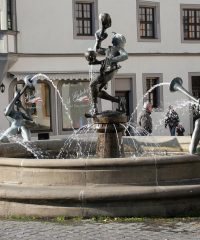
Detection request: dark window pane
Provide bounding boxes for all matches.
[145,77,160,108]
[7,0,13,30]
[139,6,155,39]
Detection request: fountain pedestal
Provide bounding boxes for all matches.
[94,111,127,158]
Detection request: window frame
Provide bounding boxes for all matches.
[142,73,163,111]
[136,0,161,42]
[181,4,200,43]
[73,0,98,39]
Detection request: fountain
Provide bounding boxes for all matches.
[0,14,200,218]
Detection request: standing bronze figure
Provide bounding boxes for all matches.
[0,75,39,142]
[170,77,200,154]
[85,13,128,117]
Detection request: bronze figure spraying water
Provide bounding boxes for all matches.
[170,77,200,154]
[0,75,41,142]
[85,13,128,117]
[84,13,128,158]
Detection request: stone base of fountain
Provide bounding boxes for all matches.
[94,111,127,158]
[0,136,200,217]
[0,153,200,217]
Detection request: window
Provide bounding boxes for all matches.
[15,81,52,132]
[7,0,15,30]
[139,7,155,38]
[75,2,92,36]
[61,81,90,130]
[183,9,200,40]
[143,74,163,110]
[137,1,160,41]
[73,0,98,39]
[145,77,159,108]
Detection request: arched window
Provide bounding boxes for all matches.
[14,81,52,132]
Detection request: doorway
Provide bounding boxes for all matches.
[114,77,135,120]
[191,76,200,130]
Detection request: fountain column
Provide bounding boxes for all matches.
[94,111,127,158]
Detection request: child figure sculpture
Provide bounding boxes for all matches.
[85,13,128,117]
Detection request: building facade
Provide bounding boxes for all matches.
[0,0,200,137]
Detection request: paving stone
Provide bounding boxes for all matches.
[0,219,200,239]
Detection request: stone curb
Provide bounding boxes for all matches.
[0,184,200,201]
[0,154,199,168]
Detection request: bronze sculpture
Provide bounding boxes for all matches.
[0,75,39,142]
[85,13,128,117]
[170,77,200,154]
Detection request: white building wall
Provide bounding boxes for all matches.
[126,56,200,136]
[15,0,200,54]
[0,0,200,136]
[7,54,200,136]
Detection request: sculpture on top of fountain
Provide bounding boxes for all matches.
[85,13,128,117]
[0,75,41,143]
[170,77,200,154]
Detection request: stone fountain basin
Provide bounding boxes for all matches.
[0,136,200,217]
[0,137,200,217]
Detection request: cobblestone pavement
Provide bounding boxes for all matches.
[0,218,200,240]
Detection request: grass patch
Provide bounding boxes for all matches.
[6,215,37,222]
[1,216,200,225]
